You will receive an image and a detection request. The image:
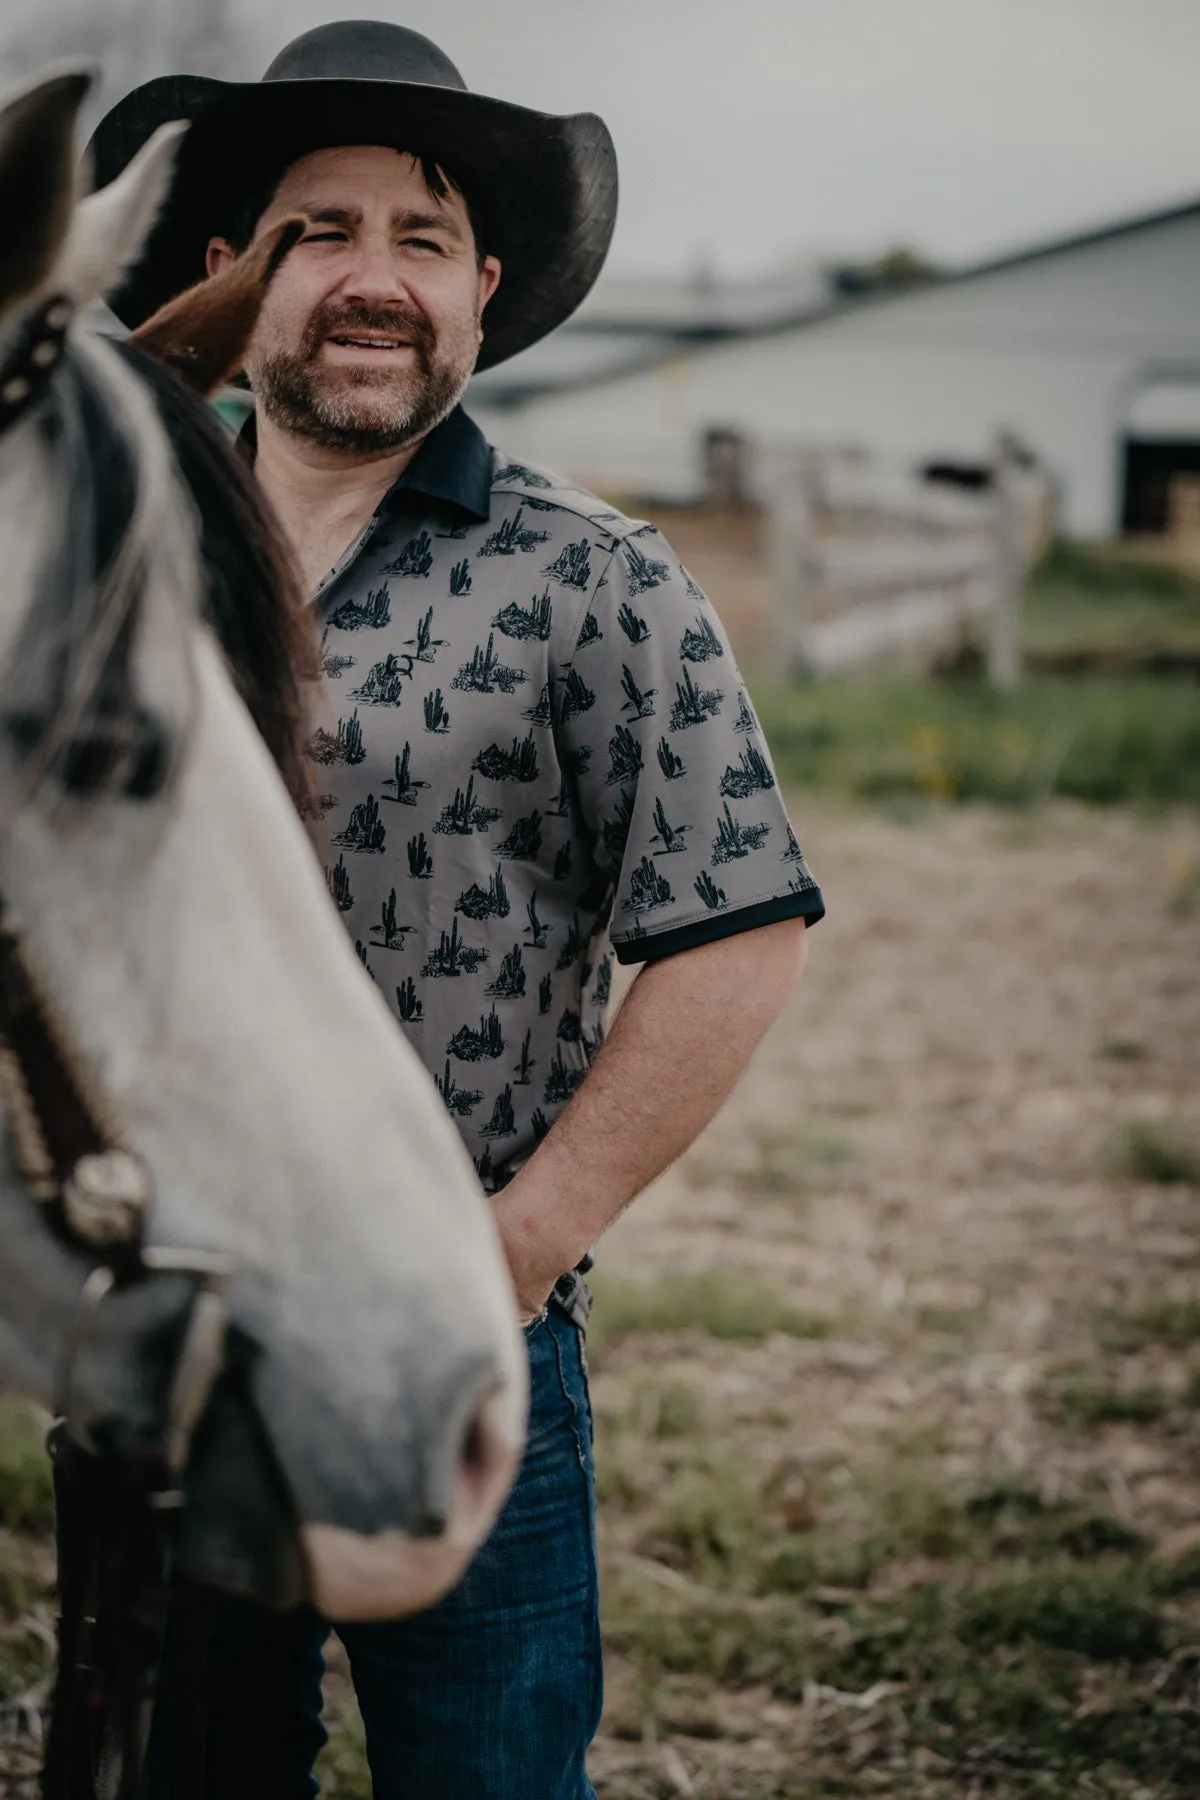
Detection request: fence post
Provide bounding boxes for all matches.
[988,431,1025,690]
[761,447,815,676]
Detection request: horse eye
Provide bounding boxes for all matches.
[2,709,171,801]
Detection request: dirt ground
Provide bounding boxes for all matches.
[3,798,1198,1798]
[581,795,1200,1798]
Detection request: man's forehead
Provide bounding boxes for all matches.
[272,145,457,208]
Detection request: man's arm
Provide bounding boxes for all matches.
[492,915,808,1320]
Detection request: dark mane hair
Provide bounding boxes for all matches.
[114,339,320,816]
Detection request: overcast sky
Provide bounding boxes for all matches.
[8,0,1200,277]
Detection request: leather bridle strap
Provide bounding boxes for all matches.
[0,898,152,1280]
[0,891,228,1800]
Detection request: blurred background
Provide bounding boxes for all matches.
[1,4,1199,1797]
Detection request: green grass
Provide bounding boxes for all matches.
[586,1268,831,1365]
[1041,1372,1173,1431]
[754,674,1200,806]
[1109,1119,1200,1187]
[1097,1297,1200,1353]
[752,538,1200,809]
[1024,539,1200,671]
[0,1403,53,1536]
[595,1397,1200,1794]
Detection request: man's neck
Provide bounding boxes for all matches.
[251,410,427,596]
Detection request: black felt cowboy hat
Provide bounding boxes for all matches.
[86,20,618,370]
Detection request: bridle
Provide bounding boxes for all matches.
[0,302,233,1800]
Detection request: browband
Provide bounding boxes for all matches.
[0,292,71,434]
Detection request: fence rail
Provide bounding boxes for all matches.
[761,435,1046,686]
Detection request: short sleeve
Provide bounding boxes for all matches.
[559,525,825,964]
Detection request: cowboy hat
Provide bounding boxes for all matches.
[86,20,618,371]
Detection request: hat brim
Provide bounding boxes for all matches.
[86,74,618,371]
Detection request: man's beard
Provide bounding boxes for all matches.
[251,300,477,454]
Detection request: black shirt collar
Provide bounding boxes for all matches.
[381,405,492,522]
[236,403,492,523]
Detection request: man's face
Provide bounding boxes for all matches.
[207,145,501,456]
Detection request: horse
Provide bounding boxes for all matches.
[0,63,526,1631]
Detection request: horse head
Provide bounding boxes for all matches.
[0,65,527,1622]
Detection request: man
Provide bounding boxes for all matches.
[91,21,825,1799]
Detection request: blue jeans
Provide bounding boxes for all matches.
[149,1307,601,1799]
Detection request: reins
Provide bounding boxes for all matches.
[0,887,231,1800]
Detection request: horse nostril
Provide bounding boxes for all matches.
[451,1385,519,1529]
[462,1412,487,1477]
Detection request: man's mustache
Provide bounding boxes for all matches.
[302,304,437,376]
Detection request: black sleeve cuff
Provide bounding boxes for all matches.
[612,886,826,966]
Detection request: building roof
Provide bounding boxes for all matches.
[471,188,1200,411]
[469,258,838,409]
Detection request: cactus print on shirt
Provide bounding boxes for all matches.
[304,407,824,1189]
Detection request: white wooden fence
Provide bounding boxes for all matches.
[760,435,1047,687]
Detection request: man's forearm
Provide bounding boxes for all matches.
[492,916,808,1313]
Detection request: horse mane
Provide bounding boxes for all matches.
[114,339,320,816]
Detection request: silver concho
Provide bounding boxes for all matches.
[61,1150,150,1248]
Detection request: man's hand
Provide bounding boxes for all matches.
[493,1176,588,1324]
[490,916,809,1321]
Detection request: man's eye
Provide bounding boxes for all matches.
[303,231,348,244]
[404,237,443,254]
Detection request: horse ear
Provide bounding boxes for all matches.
[130,215,307,395]
[55,119,188,313]
[0,64,92,325]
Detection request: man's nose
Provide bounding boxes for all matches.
[338,237,411,305]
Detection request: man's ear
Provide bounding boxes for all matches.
[478,255,502,313]
[206,236,237,279]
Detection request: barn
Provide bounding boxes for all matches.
[470,196,1200,539]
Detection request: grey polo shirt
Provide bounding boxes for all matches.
[301,406,825,1188]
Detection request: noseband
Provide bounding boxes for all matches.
[0,886,230,1792]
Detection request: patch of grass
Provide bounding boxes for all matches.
[956,1560,1166,1661]
[586,1268,831,1364]
[0,1532,53,1703]
[1097,1297,1200,1352]
[596,1375,1198,1790]
[1109,1119,1200,1187]
[1041,1372,1172,1430]
[1024,541,1200,671]
[1153,1539,1200,1597]
[603,1557,1194,1785]
[1031,538,1200,604]
[753,675,1200,806]
[313,1691,370,1799]
[0,1403,53,1535]
[635,1463,766,1579]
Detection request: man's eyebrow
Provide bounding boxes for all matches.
[291,203,464,242]
[393,207,464,242]
[296,204,363,228]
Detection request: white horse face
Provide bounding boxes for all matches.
[0,67,527,1621]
